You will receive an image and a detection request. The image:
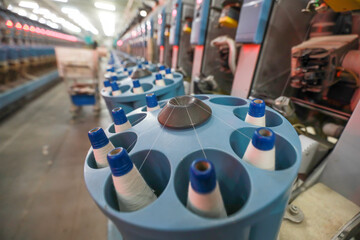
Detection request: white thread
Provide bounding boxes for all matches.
[193,101,252,141]
[245,114,266,127]
[147,105,160,112]
[187,182,227,219]
[113,164,157,212]
[159,70,166,75]
[133,87,144,94]
[243,142,275,170]
[178,97,207,159]
[138,103,176,171]
[155,79,166,86]
[93,142,114,168]
[105,86,112,92]
[115,120,132,133]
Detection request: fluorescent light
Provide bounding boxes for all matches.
[47,20,59,29]
[18,9,28,16]
[94,2,116,11]
[140,10,147,17]
[29,14,38,21]
[39,18,46,24]
[98,12,115,37]
[53,0,68,2]
[19,1,39,9]
[61,7,79,14]
[61,21,81,33]
[33,8,50,15]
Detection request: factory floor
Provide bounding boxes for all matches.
[0,82,112,240]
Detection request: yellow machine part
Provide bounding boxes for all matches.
[219,16,238,28]
[183,25,191,33]
[324,0,360,12]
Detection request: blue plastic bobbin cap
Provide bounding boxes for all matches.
[248,99,266,118]
[128,70,133,76]
[155,73,163,80]
[165,68,171,74]
[159,65,165,71]
[132,79,141,88]
[138,64,143,69]
[124,68,128,72]
[107,147,134,177]
[88,127,109,149]
[146,93,158,108]
[111,75,118,81]
[144,60,149,65]
[104,80,111,87]
[111,82,120,91]
[190,159,217,194]
[107,66,115,72]
[112,107,128,125]
[252,127,275,151]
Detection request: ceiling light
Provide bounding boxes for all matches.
[53,0,68,2]
[61,7,79,14]
[18,1,39,9]
[61,21,81,33]
[29,14,38,21]
[140,10,147,17]
[94,2,116,11]
[18,9,28,17]
[98,12,115,37]
[33,8,50,15]
[39,18,46,24]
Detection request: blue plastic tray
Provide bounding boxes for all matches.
[84,94,301,240]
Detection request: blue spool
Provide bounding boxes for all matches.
[84,94,301,240]
[101,52,184,116]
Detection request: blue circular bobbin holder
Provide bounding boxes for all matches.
[101,53,184,117]
[84,94,301,240]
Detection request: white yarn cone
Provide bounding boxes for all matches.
[115,121,132,133]
[88,127,114,168]
[187,182,227,218]
[245,114,265,127]
[108,148,157,212]
[187,159,227,219]
[112,107,132,133]
[147,105,160,112]
[245,99,266,127]
[243,128,276,171]
[93,142,114,168]
[155,79,166,86]
[112,90,122,96]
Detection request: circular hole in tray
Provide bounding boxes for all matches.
[109,85,131,96]
[152,79,174,86]
[131,83,153,94]
[174,149,250,217]
[104,150,171,212]
[233,107,283,127]
[209,97,247,106]
[141,100,167,112]
[194,95,209,101]
[230,127,297,170]
[87,131,138,169]
[108,113,147,133]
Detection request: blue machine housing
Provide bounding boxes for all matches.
[84,93,301,240]
[190,0,211,45]
[157,8,166,47]
[169,0,183,46]
[235,0,273,44]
